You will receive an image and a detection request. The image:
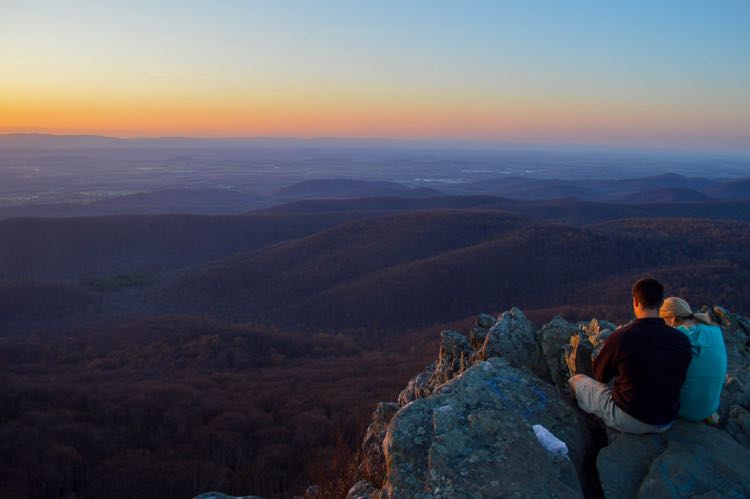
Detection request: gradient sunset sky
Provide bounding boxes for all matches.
[2,0,749,151]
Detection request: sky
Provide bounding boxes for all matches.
[1,0,749,151]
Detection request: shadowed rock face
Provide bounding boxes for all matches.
[430,330,475,389]
[539,316,580,388]
[397,364,435,407]
[348,306,750,499]
[597,421,750,499]
[360,402,400,481]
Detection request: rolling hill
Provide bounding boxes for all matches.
[151,212,750,331]
[0,212,366,280]
[271,178,442,201]
[447,173,749,202]
[3,199,750,333]
[615,187,711,204]
[3,194,750,499]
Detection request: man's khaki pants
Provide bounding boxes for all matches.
[569,374,673,434]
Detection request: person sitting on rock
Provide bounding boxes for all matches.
[659,297,727,423]
[569,278,692,434]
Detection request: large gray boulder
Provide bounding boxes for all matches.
[473,308,548,381]
[597,420,750,498]
[379,357,590,498]
[538,316,579,389]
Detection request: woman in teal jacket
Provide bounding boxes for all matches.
[660,297,727,422]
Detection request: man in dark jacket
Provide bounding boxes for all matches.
[569,278,692,433]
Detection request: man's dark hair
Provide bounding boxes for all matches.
[632,278,664,309]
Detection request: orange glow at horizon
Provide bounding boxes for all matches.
[2,2,749,152]
[3,89,748,150]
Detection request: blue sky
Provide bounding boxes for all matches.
[2,0,749,151]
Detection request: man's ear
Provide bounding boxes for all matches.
[632,295,640,309]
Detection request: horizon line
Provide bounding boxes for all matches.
[2,132,750,158]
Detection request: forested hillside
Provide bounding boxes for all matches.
[1,197,750,498]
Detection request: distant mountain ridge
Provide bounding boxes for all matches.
[0,188,263,218]
[3,172,749,221]
[446,172,748,202]
[615,187,711,203]
[271,178,442,201]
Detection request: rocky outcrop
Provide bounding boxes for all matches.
[726,403,750,448]
[538,316,580,388]
[360,402,400,481]
[430,330,474,389]
[347,480,379,499]
[349,306,750,499]
[597,421,750,498]
[473,308,548,381]
[397,364,435,406]
[379,357,589,498]
[397,329,476,407]
[194,305,750,499]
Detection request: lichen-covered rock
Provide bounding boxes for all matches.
[346,480,377,499]
[714,305,746,333]
[397,363,435,406]
[379,357,590,498]
[428,330,474,389]
[597,421,750,498]
[737,314,750,335]
[721,323,750,375]
[398,331,474,407]
[538,316,579,389]
[475,313,496,329]
[360,402,400,480]
[348,307,750,499]
[719,366,750,423]
[473,307,547,380]
[469,314,497,350]
[468,326,489,350]
[726,404,750,449]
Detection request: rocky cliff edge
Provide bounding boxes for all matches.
[348,306,750,499]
